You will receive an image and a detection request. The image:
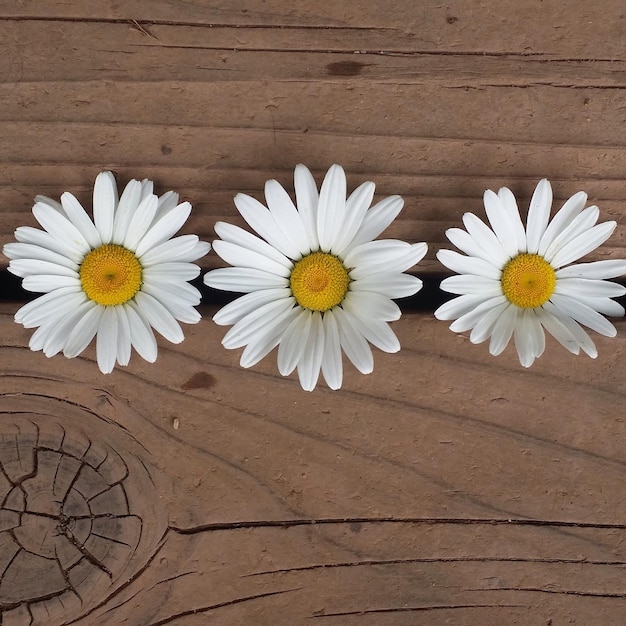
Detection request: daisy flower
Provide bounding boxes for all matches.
[3,172,210,373]
[204,164,426,391]
[435,178,626,366]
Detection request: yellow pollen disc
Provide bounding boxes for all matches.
[79,244,142,306]
[501,253,556,308]
[290,252,350,312]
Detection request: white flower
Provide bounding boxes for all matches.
[204,164,426,391]
[4,172,210,373]
[435,178,626,366]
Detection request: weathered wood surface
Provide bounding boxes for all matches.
[1,305,626,625]
[1,1,626,625]
[1,1,626,273]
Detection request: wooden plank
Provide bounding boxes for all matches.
[1,0,624,60]
[0,304,625,623]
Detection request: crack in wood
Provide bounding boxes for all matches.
[311,603,526,618]
[245,555,626,577]
[147,587,303,626]
[169,516,626,534]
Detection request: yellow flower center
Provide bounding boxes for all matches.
[290,252,350,312]
[79,244,142,306]
[501,253,556,308]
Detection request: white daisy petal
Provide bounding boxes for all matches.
[22,275,81,293]
[321,310,343,390]
[234,305,299,359]
[60,192,102,249]
[140,179,154,202]
[239,333,282,369]
[265,179,310,256]
[527,310,546,358]
[139,234,210,266]
[63,305,104,359]
[122,194,159,251]
[437,249,501,280]
[33,201,90,255]
[556,260,626,280]
[549,221,616,268]
[525,179,552,254]
[115,305,132,367]
[34,194,63,212]
[317,164,346,252]
[554,278,626,299]
[144,276,201,306]
[135,201,193,258]
[294,164,320,251]
[134,291,185,344]
[449,296,508,333]
[297,312,325,392]
[13,226,85,264]
[213,290,293,326]
[513,309,537,367]
[142,262,201,282]
[542,300,597,358]
[332,181,375,256]
[235,193,302,259]
[93,171,117,244]
[575,296,624,318]
[440,275,503,297]
[462,212,509,266]
[96,307,118,374]
[212,240,291,278]
[335,308,374,374]
[343,291,401,322]
[498,186,527,252]
[4,242,79,271]
[349,242,427,279]
[142,282,201,324]
[484,189,520,258]
[469,301,511,344]
[538,191,587,256]
[125,301,158,363]
[112,179,142,244]
[550,293,617,337]
[278,310,312,376]
[155,190,180,221]
[204,267,289,292]
[351,316,400,353]
[435,294,490,321]
[349,195,404,249]
[351,273,422,299]
[8,259,78,279]
[445,227,502,265]
[214,221,292,269]
[488,305,518,356]
[536,307,580,355]
[40,300,98,357]
[222,299,296,350]
[17,288,85,329]
[543,205,599,263]
[343,240,410,269]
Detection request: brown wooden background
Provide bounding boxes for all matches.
[1,1,626,624]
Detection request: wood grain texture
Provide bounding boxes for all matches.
[1,1,626,624]
[1,1,626,273]
[1,304,626,624]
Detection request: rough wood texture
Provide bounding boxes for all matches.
[1,1,626,624]
[1,305,626,625]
